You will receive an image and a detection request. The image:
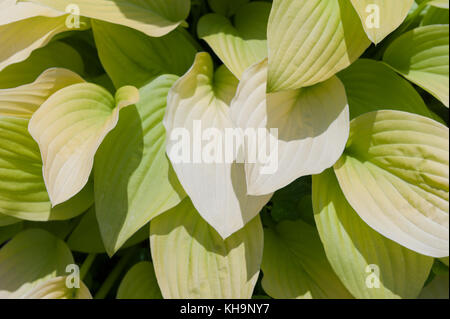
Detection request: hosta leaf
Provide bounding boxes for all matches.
[28,83,139,206]
[26,0,191,37]
[198,1,270,79]
[313,169,433,299]
[0,228,74,298]
[0,41,84,89]
[261,219,352,299]
[428,0,449,9]
[334,110,449,258]
[94,75,185,255]
[207,0,250,17]
[67,207,148,254]
[150,198,263,299]
[421,6,449,26]
[383,25,449,107]
[0,0,62,25]
[92,20,197,88]
[0,68,84,119]
[0,222,22,245]
[419,274,449,299]
[338,59,439,120]
[0,214,21,227]
[350,0,414,44]
[267,0,370,92]
[22,276,92,299]
[230,59,349,195]
[0,117,93,221]
[0,15,88,72]
[117,261,162,299]
[165,53,272,239]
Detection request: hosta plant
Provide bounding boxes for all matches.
[0,0,448,300]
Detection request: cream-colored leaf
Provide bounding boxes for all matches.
[164,53,272,239]
[0,68,84,119]
[267,0,370,92]
[150,198,263,299]
[230,59,349,195]
[350,0,414,44]
[334,110,449,258]
[313,169,434,299]
[26,0,190,37]
[28,83,139,206]
[428,0,449,9]
[22,276,92,299]
[0,0,63,25]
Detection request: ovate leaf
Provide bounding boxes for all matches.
[350,0,414,44]
[0,15,88,72]
[334,110,449,258]
[421,6,449,26]
[198,1,270,79]
[313,169,433,299]
[0,117,93,221]
[230,59,349,195]
[22,276,92,299]
[117,261,162,299]
[0,68,84,119]
[150,198,263,299]
[0,41,84,89]
[419,274,449,299]
[164,53,272,239]
[0,228,74,298]
[261,219,352,299]
[26,0,191,37]
[28,83,139,206]
[383,25,449,107]
[94,75,185,255]
[267,0,370,92]
[92,20,197,88]
[338,59,439,120]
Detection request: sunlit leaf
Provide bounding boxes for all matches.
[198,1,270,79]
[334,110,449,258]
[0,0,62,25]
[428,0,449,9]
[150,198,263,299]
[0,228,74,298]
[164,53,272,239]
[117,261,162,299]
[383,25,449,107]
[230,59,349,195]
[0,68,84,119]
[267,0,370,92]
[313,169,434,299]
[28,83,139,206]
[261,219,352,299]
[26,0,191,37]
[22,276,92,299]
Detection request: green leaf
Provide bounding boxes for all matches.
[338,59,439,120]
[0,117,94,221]
[198,1,270,79]
[0,228,74,298]
[28,83,139,206]
[26,0,191,37]
[350,0,414,44]
[0,222,23,245]
[230,59,349,195]
[207,0,250,17]
[92,20,197,88]
[0,68,84,119]
[0,214,21,227]
[0,14,89,72]
[165,53,272,238]
[0,41,84,89]
[22,276,92,299]
[151,198,263,299]
[267,0,370,92]
[67,207,148,254]
[117,261,162,299]
[421,6,449,26]
[428,0,449,9]
[261,219,353,299]
[334,110,449,258]
[383,25,449,107]
[419,273,449,299]
[313,169,433,299]
[94,75,185,256]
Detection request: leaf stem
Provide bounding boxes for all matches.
[80,253,97,281]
